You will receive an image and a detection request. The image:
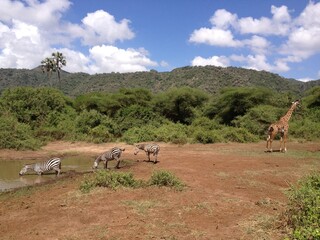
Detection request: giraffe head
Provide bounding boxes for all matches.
[290,99,301,111]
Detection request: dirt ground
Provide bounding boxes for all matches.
[0,141,319,240]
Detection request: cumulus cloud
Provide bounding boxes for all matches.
[189,1,320,79]
[237,5,291,35]
[80,10,135,45]
[87,45,157,73]
[189,27,242,47]
[0,0,157,73]
[281,1,320,59]
[191,56,229,67]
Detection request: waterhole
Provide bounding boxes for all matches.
[0,156,93,192]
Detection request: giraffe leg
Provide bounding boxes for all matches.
[283,134,287,153]
[279,136,283,152]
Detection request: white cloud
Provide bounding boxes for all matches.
[237,5,291,35]
[189,2,320,78]
[0,20,49,68]
[281,2,320,59]
[243,35,270,54]
[191,56,229,67]
[209,9,237,29]
[297,77,314,82]
[0,0,70,28]
[88,45,157,73]
[80,10,135,45]
[189,27,242,47]
[0,0,157,73]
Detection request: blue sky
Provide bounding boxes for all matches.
[0,0,319,81]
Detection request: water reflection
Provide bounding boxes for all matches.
[0,156,92,192]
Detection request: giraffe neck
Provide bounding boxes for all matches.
[280,103,297,124]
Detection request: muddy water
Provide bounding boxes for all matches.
[0,156,93,192]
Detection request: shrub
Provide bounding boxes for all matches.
[153,122,188,144]
[192,129,224,143]
[80,170,186,193]
[75,109,116,142]
[121,125,157,144]
[0,87,69,129]
[148,170,185,191]
[0,115,41,150]
[233,105,285,138]
[284,172,320,239]
[80,170,142,193]
[213,126,260,143]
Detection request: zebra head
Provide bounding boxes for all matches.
[92,161,98,170]
[134,144,142,155]
[19,165,31,176]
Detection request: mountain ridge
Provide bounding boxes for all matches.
[0,65,319,97]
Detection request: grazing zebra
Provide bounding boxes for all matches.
[19,157,61,176]
[134,143,160,163]
[92,147,125,170]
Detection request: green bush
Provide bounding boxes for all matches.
[75,109,116,142]
[121,125,157,144]
[80,170,142,193]
[192,129,224,143]
[233,105,285,138]
[213,126,260,143]
[0,115,41,150]
[80,170,185,193]
[284,172,320,239]
[1,87,70,129]
[148,170,185,191]
[153,122,188,144]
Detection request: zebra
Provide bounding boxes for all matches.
[19,157,61,176]
[92,147,125,170]
[134,143,160,163]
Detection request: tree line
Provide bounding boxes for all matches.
[0,86,319,150]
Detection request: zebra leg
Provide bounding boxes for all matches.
[153,152,158,163]
[115,157,120,169]
[53,167,61,176]
[147,152,151,162]
[104,160,108,169]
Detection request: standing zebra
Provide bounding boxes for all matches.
[92,147,125,170]
[134,143,160,163]
[19,157,61,176]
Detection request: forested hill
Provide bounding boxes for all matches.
[0,65,319,96]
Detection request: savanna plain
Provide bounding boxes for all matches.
[0,141,319,240]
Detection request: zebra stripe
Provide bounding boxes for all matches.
[93,147,125,169]
[134,143,160,163]
[19,157,61,176]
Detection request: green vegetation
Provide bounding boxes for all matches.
[148,170,185,191]
[1,66,319,97]
[0,85,319,150]
[79,169,184,193]
[80,170,143,193]
[284,172,320,239]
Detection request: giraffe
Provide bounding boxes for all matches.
[266,99,300,153]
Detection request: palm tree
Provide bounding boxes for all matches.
[52,52,66,88]
[41,52,66,88]
[41,57,55,85]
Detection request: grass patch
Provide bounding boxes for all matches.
[122,200,159,215]
[79,170,143,193]
[80,169,185,193]
[241,214,277,240]
[283,171,320,240]
[148,170,186,191]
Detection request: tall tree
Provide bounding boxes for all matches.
[41,52,67,88]
[41,57,55,85]
[52,52,66,88]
